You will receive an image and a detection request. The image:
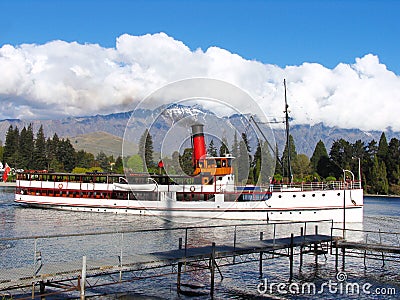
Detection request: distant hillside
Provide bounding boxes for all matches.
[0,107,399,158]
[71,131,137,157]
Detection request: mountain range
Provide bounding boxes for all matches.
[0,106,398,158]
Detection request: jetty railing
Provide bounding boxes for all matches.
[0,219,334,298]
[331,227,400,270]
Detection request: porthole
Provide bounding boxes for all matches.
[312,194,315,197]
[302,194,306,197]
[278,195,282,198]
[299,212,302,214]
[337,193,341,196]
[280,212,283,214]
[322,194,325,197]
[293,195,296,198]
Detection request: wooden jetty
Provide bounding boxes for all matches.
[0,220,334,299]
[1,221,400,299]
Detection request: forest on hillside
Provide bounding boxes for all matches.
[1,124,399,195]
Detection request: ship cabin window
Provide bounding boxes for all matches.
[216,159,221,168]
[177,193,215,202]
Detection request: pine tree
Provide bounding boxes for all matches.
[364,140,378,186]
[231,132,239,182]
[0,141,3,163]
[387,138,400,184]
[369,155,389,194]
[207,139,218,157]
[138,130,147,161]
[377,132,389,163]
[57,139,76,172]
[292,154,311,182]
[46,134,60,171]
[138,129,154,171]
[179,148,194,176]
[75,150,94,168]
[237,138,250,183]
[231,132,239,158]
[144,130,154,169]
[114,156,124,174]
[96,151,110,171]
[274,143,282,177]
[219,137,229,157]
[260,141,275,185]
[310,140,328,172]
[253,141,262,183]
[19,124,34,169]
[329,139,352,179]
[281,135,297,181]
[32,125,48,170]
[3,125,19,167]
[171,151,181,175]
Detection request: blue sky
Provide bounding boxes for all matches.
[0,0,399,131]
[1,0,399,73]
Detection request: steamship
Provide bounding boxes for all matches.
[15,123,364,222]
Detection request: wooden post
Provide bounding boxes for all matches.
[210,242,216,298]
[233,225,237,264]
[342,247,345,271]
[299,227,304,271]
[314,226,318,266]
[184,228,188,257]
[80,256,87,300]
[119,232,124,282]
[259,232,263,278]
[177,237,183,294]
[39,281,45,299]
[364,233,368,269]
[335,240,339,271]
[289,233,294,282]
[272,223,276,258]
[379,229,385,267]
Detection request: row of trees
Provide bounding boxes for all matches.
[0,125,124,174]
[1,124,399,195]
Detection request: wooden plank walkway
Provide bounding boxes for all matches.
[0,234,333,293]
[337,240,400,254]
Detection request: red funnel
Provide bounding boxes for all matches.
[191,124,206,166]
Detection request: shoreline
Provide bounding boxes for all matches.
[364,193,400,198]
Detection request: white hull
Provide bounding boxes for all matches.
[15,187,363,222]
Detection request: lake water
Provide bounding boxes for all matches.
[1,187,399,299]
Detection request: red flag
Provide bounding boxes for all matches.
[3,163,11,183]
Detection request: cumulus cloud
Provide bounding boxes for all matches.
[0,32,399,131]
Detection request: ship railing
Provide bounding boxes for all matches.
[269,180,362,192]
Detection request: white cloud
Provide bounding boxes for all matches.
[0,33,399,131]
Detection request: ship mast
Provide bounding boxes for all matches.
[284,79,293,183]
